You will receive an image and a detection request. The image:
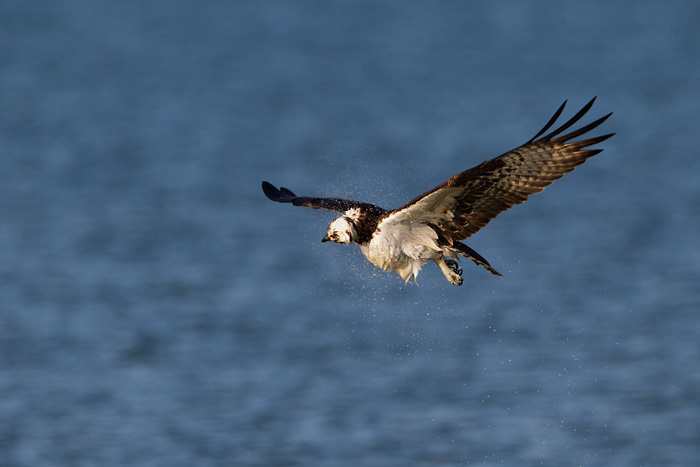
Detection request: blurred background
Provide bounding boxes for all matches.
[1,1,699,465]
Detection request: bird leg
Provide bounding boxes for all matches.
[437,258,463,286]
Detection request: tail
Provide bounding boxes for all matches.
[452,242,503,277]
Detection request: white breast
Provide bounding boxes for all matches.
[359,219,442,282]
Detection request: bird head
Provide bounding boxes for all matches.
[322,216,358,244]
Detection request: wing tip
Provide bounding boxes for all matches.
[280,186,296,197]
[528,99,568,143]
[262,181,299,203]
[534,98,614,144]
[262,181,279,200]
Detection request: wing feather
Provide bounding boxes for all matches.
[262,181,384,214]
[384,98,614,241]
[527,100,567,142]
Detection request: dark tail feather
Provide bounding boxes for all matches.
[452,242,503,277]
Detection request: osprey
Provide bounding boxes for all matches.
[263,98,613,286]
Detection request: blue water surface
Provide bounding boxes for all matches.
[1,1,699,465]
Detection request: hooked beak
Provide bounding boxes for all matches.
[321,234,330,243]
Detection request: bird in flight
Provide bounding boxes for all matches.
[263,98,613,286]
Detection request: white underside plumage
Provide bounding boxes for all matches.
[359,218,455,282]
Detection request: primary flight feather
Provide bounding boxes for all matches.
[263,98,614,286]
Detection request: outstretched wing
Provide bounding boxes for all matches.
[262,181,383,214]
[384,97,614,240]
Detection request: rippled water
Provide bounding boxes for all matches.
[1,1,699,465]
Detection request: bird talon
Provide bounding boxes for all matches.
[445,259,462,276]
[442,259,464,285]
